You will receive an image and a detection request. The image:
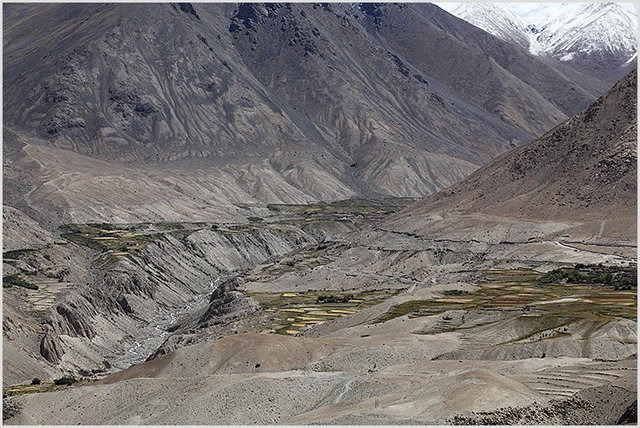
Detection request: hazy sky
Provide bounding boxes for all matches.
[435,2,638,15]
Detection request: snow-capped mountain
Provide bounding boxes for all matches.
[448,3,530,49]
[439,2,637,86]
[525,2,637,60]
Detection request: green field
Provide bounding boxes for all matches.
[375,267,637,324]
[249,288,401,335]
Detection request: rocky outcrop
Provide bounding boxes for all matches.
[199,277,261,327]
[148,277,262,360]
[39,327,63,364]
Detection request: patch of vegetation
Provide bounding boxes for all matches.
[247,216,263,222]
[60,223,156,255]
[220,224,261,234]
[267,198,417,229]
[540,268,590,284]
[374,268,637,325]
[3,382,57,397]
[86,222,124,230]
[316,294,354,303]
[249,289,400,335]
[3,248,37,259]
[102,360,111,369]
[53,377,77,386]
[155,222,185,230]
[443,289,469,296]
[3,274,38,290]
[376,300,450,323]
[540,264,636,288]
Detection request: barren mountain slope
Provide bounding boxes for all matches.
[3,2,601,227]
[386,70,637,243]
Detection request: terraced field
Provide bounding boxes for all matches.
[376,268,637,326]
[59,223,158,263]
[511,360,637,399]
[248,289,401,335]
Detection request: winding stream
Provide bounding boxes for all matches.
[111,277,220,369]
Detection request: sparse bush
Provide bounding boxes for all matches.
[31,378,41,385]
[247,216,263,222]
[102,360,111,369]
[78,369,91,377]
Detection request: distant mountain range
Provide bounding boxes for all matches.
[440,2,637,93]
[3,2,604,226]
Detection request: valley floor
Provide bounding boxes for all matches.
[3,199,637,425]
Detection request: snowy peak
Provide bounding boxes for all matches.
[441,2,637,64]
[527,2,638,59]
[437,2,637,87]
[450,3,529,49]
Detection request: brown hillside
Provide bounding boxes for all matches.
[387,70,637,242]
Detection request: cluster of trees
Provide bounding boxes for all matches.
[316,294,353,303]
[540,264,636,290]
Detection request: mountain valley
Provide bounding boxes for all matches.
[2,2,637,425]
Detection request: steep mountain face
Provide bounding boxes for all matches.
[386,69,637,244]
[444,2,638,93]
[3,2,600,227]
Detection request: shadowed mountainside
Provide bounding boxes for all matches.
[3,2,601,227]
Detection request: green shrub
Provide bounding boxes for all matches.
[102,360,111,369]
[443,290,469,296]
[53,377,76,386]
[78,369,91,377]
[247,216,263,222]
[31,378,41,385]
[595,273,613,285]
[2,249,37,260]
